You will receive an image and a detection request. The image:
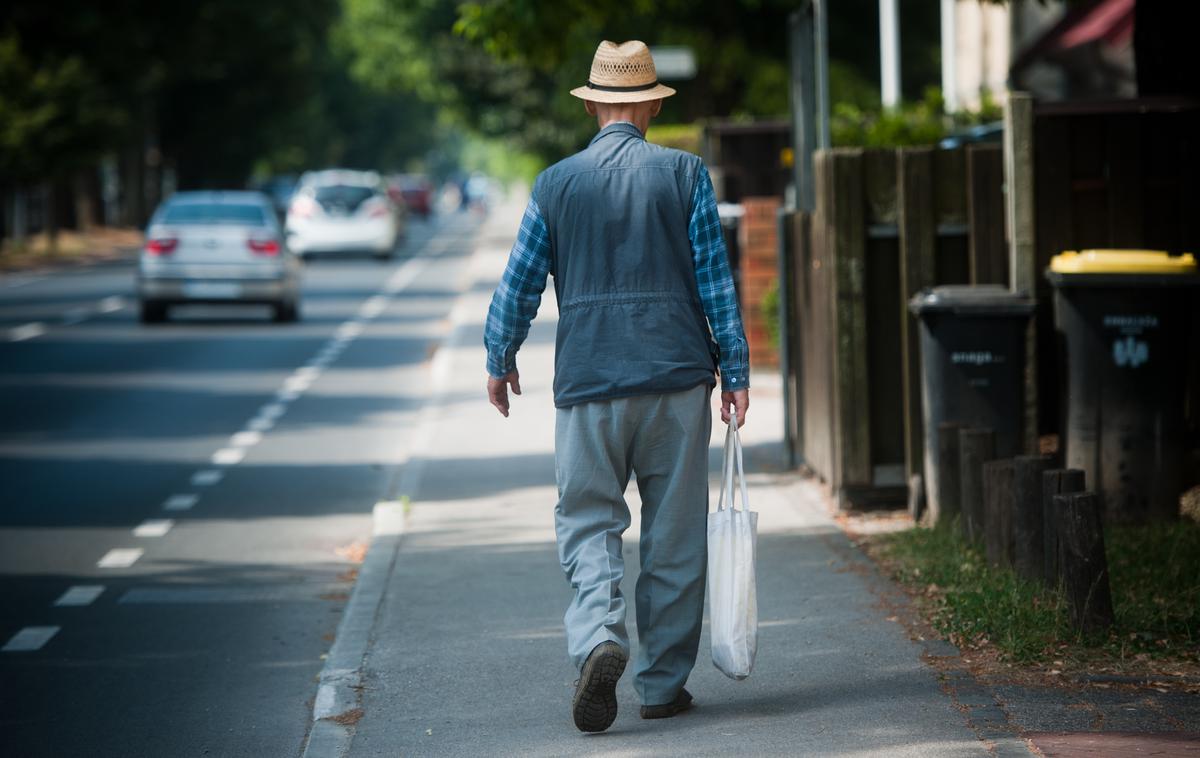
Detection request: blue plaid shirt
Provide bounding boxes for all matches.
[484,167,750,392]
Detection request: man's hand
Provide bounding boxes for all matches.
[721,389,749,428]
[487,371,521,417]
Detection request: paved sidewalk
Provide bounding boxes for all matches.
[338,197,1005,757]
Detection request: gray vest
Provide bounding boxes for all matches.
[533,122,718,408]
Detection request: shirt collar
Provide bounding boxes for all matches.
[589,121,644,146]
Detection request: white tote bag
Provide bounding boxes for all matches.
[707,411,759,680]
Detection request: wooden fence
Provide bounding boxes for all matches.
[789,144,1008,508]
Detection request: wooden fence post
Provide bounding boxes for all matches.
[935,421,962,528]
[983,459,1015,566]
[898,148,935,494]
[959,427,995,543]
[1054,491,1115,633]
[1042,468,1086,585]
[828,149,871,505]
[1003,91,1038,457]
[1012,455,1053,582]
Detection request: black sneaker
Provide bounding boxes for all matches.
[571,641,628,733]
[640,688,694,719]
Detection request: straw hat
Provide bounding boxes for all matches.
[569,40,677,103]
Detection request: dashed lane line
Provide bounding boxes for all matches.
[163,493,200,511]
[97,548,143,568]
[211,448,245,466]
[190,470,222,487]
[54,586,104,607]
[133,519,174,538]
[230,431,262,448]
[9,322,46,342]
[2,626,60,652]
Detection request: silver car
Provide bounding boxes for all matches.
[138,192,302,323]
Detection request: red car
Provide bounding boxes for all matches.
[389,174,434,218]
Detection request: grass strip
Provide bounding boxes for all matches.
[871,520,1200,666]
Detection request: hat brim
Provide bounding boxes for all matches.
[569,83,676,103]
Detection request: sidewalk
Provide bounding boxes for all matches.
[333,197,1008,757]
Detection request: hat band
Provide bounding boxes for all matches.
[586,80,660,93]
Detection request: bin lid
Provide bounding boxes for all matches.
[1050,249,1197,274]
[908,285,1036,316]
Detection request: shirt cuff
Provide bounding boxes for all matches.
[720,370,749,393]
[486,345,515,379]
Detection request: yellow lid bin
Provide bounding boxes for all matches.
[1050,249,1198,274]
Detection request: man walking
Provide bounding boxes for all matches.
[484,40,750,734]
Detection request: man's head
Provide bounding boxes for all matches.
[584,98,663,133]
[570,40,674,131]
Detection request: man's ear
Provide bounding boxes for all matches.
[584,100,598,117]
[650,99,663,118]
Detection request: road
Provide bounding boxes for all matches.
[0,213,481,757]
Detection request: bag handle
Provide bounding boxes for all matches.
[716,409,749,512]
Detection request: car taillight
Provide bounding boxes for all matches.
[363,198,389,218]
[289,197,317,218]
[247,238,281,256]
[145,238,178,255]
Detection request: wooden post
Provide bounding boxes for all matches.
[966,145,1006,286]
[897,148,936,492]
[959,427,995,543]
[1042,468,1086,586]
[1054,492,1115,634]
[983,459,1015,566]
[935,421,962,528]
[829,149,871,504]
[1003,91,1038,456]
[1012,455,1053,583]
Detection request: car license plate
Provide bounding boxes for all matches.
[183,282,241,299]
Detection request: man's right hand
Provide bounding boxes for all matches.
[721,389,749,428]
[487,371,521,418]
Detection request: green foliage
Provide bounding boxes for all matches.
[644,124,702,155]
[761,279,780,351]
[831,87,1003,148]
[875,520,1200,664]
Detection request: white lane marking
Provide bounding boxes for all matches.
[164,493,200,510]
[61,308,89,326]
[212,448,245,466]
[246,416,275,433]
[359,295,388,319]
[230,430,262,447]
[9,322,46,342]
[294,366,321,381]
[97,295,125,313]
[97,548,143,568]
[3,626,60,652]
[276,389,301,402]
[133,519,174,538]
[283,376,311,393]
[54,585,104,607]
[259,403,286,420]
[190,470,223,486]
[335,322,363,340]
[2,275,45,289]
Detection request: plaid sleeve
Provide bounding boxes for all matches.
[484,197,552,379]
[689,169,750,391]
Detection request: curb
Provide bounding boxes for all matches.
[301,503,406,758]
[298,211,507,758]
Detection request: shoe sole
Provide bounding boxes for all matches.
[572,644,627,733]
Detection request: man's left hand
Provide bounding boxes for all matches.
[487,371,521,417]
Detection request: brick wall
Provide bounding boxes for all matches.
[737,196,781,370]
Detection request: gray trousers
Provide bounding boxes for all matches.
[554,382,712,706]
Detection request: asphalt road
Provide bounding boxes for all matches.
[0,213,481,757]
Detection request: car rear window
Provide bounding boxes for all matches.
[162,203,269,225]
[314,185,377,212]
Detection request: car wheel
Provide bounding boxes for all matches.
[139,300,167,324]
[273,301,300,323]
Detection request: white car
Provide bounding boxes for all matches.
[137,192,302,323]
[286,170,404,260]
